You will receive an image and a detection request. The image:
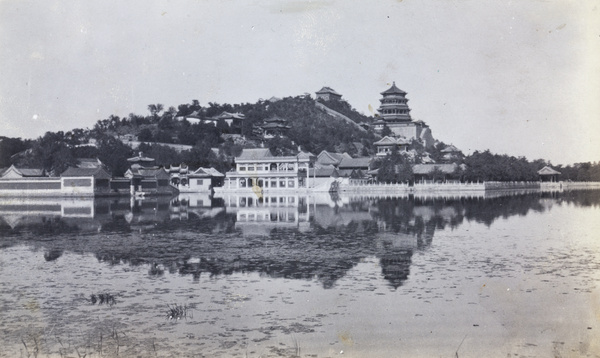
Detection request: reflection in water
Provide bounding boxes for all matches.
[0,191,599,289]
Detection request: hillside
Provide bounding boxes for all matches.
[4,95,379,175]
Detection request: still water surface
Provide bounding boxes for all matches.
[1,191,599,357]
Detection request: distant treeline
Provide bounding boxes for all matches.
[460,150,600,182]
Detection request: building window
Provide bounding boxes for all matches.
[239,166,246,172]
[270,179,277,187]
[279,179,286,188]
[240,178,246,188]
[288,180,295,188]
[196,179,204,185]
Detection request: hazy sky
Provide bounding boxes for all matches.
[1,0,599,164]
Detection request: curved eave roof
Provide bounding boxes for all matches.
[316,87,342,96]
[537,166,561,175]
[380,82,407,95]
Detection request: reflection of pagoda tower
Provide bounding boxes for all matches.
[379,249,413,289]
[377,82,412,122]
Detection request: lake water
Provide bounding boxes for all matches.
[1,190,599,358]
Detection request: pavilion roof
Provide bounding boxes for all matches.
[315,86,342,96]
[127,152,155,163]
[191,167,225,177]
[381,82,407,95]
[211,111,246,121]
[373,136,410,146]
[264,115,288,123]
[537,166,561,175]
[0,165,45,178]
[441,145,460,153]
[296,151,316,160]
[338,157,372,169]
[76,158,104,169]
[237,148,274,160]
[262,122,291,130]
[309,165,339,178]
[61,167,112,179]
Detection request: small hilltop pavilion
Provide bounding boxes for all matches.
[315,86,342,101]
[537,166,561,182]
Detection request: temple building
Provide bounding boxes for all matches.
[221,148,315,191]
[373,136,410,156]
[315,86,342,101]
[373,82,434,148]
[537,166,561,182]
[124,153,174,195]
[261,116,291,139]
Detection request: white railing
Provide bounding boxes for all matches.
[340,182,411,193]
[340,181,487,192]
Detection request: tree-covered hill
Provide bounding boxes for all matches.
[2,94,600,182]
[3,94,379,175]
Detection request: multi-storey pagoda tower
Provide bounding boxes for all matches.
[373,82,435,148]
[377,82,412,122]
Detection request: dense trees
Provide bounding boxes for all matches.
[461,150,544,182]
[13,132,77,175]
[554,162,600,182]
[374,147,413,183]
[316,98,373,124]
[0,137,29,168]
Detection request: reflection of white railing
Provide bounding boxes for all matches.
[0,197,95,218]
[540,181,600,191]
[340,181,487,192]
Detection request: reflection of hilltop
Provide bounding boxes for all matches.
[1,191,599,289]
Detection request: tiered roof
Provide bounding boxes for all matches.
[191,167,225,177]
[0,165,45,179]
[377,81,412,122]
[380,82,407,95]
[315,86,342,96]
[373,136,411,146]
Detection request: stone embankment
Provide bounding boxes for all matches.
[339,181,600,194]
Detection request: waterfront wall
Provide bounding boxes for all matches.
[0,177,95,197]
[484,181,540,190]
[0,176,179,197]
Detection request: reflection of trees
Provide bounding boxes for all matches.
[2,190,600,289]
[555,189,600,208]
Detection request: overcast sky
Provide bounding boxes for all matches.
[1,0,599,165]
